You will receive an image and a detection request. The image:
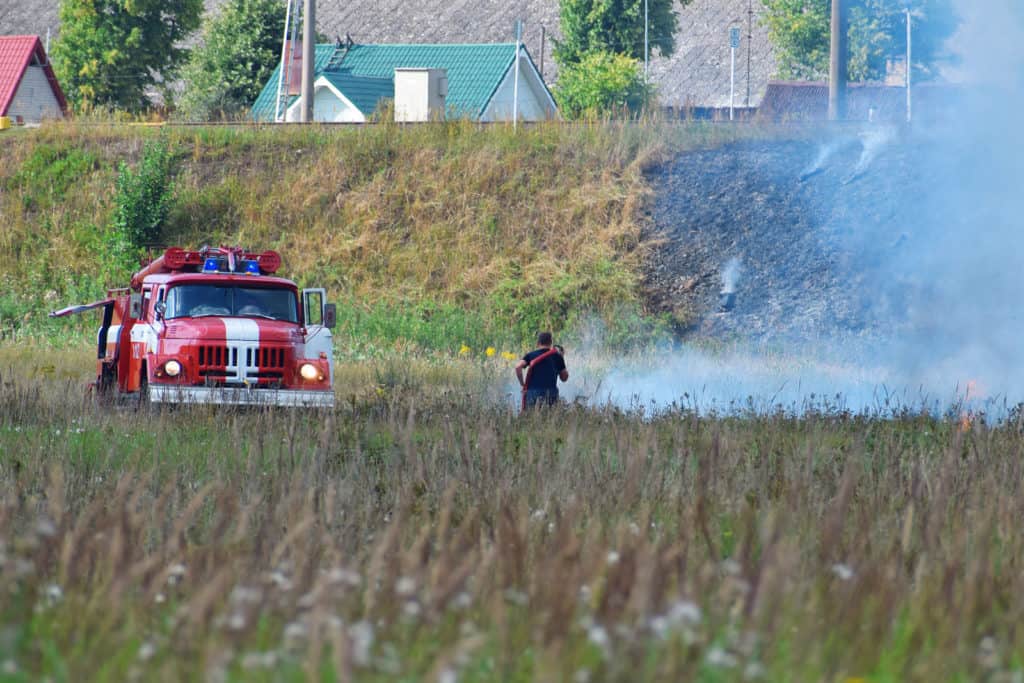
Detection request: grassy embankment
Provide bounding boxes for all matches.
[0,120,765,357]
[1,357,1023,682]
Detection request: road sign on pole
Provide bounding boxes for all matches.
[730,27,740,121]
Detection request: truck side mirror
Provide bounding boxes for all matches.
[154,301,166,320]
[324,303,336,329]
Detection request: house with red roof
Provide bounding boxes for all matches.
[0,35,67,125]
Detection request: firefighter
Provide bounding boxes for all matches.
[515,331,569,410]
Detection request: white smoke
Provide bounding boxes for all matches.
[567,0,1024,417]
[720,257,742,294]
[800,137,849,180]
[846,125,897,182]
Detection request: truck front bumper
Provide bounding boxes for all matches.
[148,384,335,408]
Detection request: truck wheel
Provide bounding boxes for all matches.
[94,364,117,407]
[135,366,150,411]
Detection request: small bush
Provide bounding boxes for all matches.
[554,51,654,119]
[108,137,177,269]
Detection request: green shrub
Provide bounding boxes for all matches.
[554,51,654,119]
[108,137,177,270]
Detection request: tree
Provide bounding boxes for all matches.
[554,0,685,66]
[762,0,960,82]
[52,0,203,112]
[177,0,287,121]
[555,51,653,118]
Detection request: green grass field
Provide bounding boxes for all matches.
[1,348,1022,682]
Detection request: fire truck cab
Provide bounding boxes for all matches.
[51,247,336,407]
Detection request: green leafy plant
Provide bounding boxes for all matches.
[51,0,203,111]
[554,0,684,65]
[177,0,288,121]
[108,138,177,271]
[761,0,960,81]
[554,51,653,118]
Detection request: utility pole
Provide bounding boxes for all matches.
[746,0,752,107]
[300,0,315,123]
[905,8,912,124]
[730,27,740,121]
[512,20,522,128]
[828,0,848,121]
[644,0,649,79]
[540,25,546,80]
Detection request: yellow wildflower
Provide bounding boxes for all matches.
[485,347,496,357]
[459,344,471,355]
[501,351,518,361]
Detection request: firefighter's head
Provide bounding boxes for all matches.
[537,331,553,347]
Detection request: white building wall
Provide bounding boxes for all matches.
[6,66,63,123]
[481,55,556,122]
[285,82,365,123]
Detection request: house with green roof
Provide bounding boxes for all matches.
[251,42,557,123]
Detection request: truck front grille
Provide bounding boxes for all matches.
[195,345,287,384]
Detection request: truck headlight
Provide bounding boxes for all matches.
[299,363,320,381]
[164,360,182,377]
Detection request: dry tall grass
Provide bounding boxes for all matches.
[1,120,786,347]
[1,350,1022,682]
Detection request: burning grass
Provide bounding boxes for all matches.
[2,349,1024,681]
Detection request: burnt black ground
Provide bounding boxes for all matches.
[644,133,948,347]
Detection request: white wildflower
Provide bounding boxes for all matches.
[587,625,610,654]
[706,647,738,668]
[395,576,416,597]
[167,563,186,585]
[227,613,246,631]
[45,584,63,604]
[744,661,766,680]
[668,600,702,626]
[35,518,56,537]
[349,621,374,666]
[230,586,262,605]
[438,668,457,683]
[831,563,854,581]
[721,559,742,576]
[402,600,422,618]
[2,660,17,675]
[324,568,361,587]
[452,592,473,609]
[573,669,591,683]
[155,593,166,604]
[606,551,620,565]
[268,570,292,591]
[138,642,156,661]
[241,651,278,670]
[283,621,307,647]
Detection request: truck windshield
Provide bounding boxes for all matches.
[165,284,299,323]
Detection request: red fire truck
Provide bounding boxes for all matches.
[51,246,336,407]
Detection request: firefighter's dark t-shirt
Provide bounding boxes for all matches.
[522,349,566,391]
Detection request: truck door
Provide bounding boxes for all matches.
[302,289,336,382]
